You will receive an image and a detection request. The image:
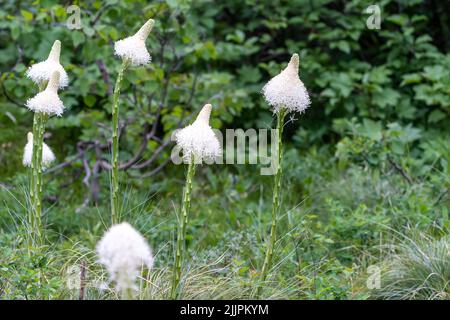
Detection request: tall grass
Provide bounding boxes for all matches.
[373,231,449,300]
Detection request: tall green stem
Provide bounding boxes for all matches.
[258,107,286,297]
[111,59,128,225]
[30,111,48,247]
[27,81,48,250]
[170,158,196,299]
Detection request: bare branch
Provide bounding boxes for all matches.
[131,138,172,169]
[388,155,413,185]
[96,59,113,96]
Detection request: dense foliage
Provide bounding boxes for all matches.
[0,0,448,299]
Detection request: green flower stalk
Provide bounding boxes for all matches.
[31,112,48,243]
[24,70,65,246]
[111,18,154,225]
[110,59,129,225]
[24,129,55,246]
[257,54,311,297]
[171,157,196,299]
[170,104,221,299]
[258,107,286,290]
[24,40,67,247]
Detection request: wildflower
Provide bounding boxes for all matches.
[170,104,221,299]
[110,19,156,224]
[175,104,221,163]
[26,71,65,116]
[257,53,311,297]
[26,40,69,88]
[25,42,68,248]
[23,132,55,168]
[114,19,154,66]
[97,222,154,292]
[262,53,310,114]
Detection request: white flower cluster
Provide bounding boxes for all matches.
[175,104,222,162]
[22,132,55,168]
[26,40,69,88]
[262,53,310,114]
[96,222,154,291]
[114,19,154,66]
[26,71,65,116]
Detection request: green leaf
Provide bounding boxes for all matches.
[10,25,20,40]
[401,73,422,86]
[386,14,408,26]
[423,65,447,82]
[336,41,350,54]
[428,110,446,123]
[373,89,400,108]
[83,95,97,108]
[21,10,33,21]
[362,119,382,141]
[71,31,85,47]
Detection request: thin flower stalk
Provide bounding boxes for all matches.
[257,53,310,297]
[258,107,286,296]
[30,111,49,245]
[24,129,54,249]
[25,40,67,248]
[27,81,46,247]
[170,104,221,299]
[111,59,129,225]
[170,156,196,299]
[110,19,154,225]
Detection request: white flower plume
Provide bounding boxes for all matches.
[26,71,65,116]
[26,40,69,88]
[114,19,154,66]
[262,53,310,113]
[23,132,56,168]
[96,222,154,292]
[175,104,222,163]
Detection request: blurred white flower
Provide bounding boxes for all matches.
[26,71,65,116]
[114,19,154,66]
[262,53,310,114]
[175,104,221,162]
[96,222,154,292]
[23,132,55,168]
[26,40,69,88]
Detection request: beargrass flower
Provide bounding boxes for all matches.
[26,40,69,88]
[262,53,310,114]
[23,132,55,168]
[170,104,221,299]
[25,43,68,250]
[257,53,311,297]
[26,71,65,116]
[110,19,155,225]
[175,104,221,162]
[114,19,154,66]
[97,222,154,294]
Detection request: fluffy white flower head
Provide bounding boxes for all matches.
[26,40,69,88]
[175,104,222,163]
[114,19,154,66]
[23,132,55,168]
[96,222,154,291]
[26,71,65,116]
[262,53,310,114]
